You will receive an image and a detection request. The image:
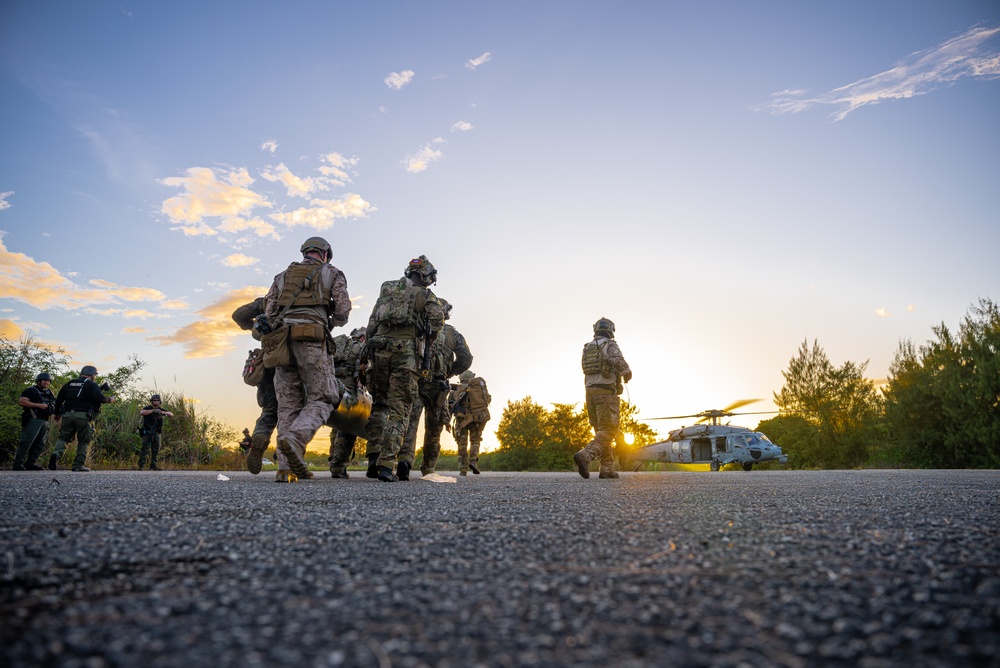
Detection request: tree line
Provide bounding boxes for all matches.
[0,336,238,468]
[494,297,1000,470]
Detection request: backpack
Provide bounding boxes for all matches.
[373,278,420,328]
[466,377,491,421]
[581,340,607,375]
[243,348,265,386]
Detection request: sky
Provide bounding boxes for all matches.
[2,1,999,454]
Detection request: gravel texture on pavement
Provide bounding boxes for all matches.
[1,469,998,667]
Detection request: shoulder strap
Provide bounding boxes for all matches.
[277,264,324,321]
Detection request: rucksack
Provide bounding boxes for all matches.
[243,348,265,386]
[581,340,607,375]
[466,377,491,421]
[373,278,420,328]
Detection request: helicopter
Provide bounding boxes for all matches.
[630,400,788,471]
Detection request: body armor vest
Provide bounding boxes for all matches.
[581,340,608,375]
[276,263,329,309]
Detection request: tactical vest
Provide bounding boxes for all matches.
[333,335,363,378]
[60,378,94,413]
[430,327,456,376]
[276,263,329,309]
[373,277,421,328]
[581,340,607,375]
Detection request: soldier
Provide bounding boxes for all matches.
[238,428,252,453]
[231,296,279,476]
[399,299,473,478]
[362,255,444,482]
[264,236,351,482]
[573,317,632,479]
[50,365,116,472]
[328,326,367,478]
[12,372,57,471]
[138,394,174,470]
[450,370,491,475]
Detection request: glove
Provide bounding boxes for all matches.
[623,370,633,383]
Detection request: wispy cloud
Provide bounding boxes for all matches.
[261,139,278,154]
[269,194,376,231]
[451,121,473,132]
[260,162,324,198]
[404,143,444,173]
[148,287,265,358]
[0,237,169,311]
[465,52,491,70]
[0,191,12,211]
[385,70,415,89]
[122,326,147,334]
[874,307,890,318]
[758,24,1000,120]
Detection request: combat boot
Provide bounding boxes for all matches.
[277,436,311,480]
[48,455,58,470]
[275,470,298,483]
[246,433,269,475]
[150,465,162,471]
[330,469,349,479]
[396,460,411,481]
[366,453,379,479]
[26,463,44,471]
[72,466,91,472]
[598,471,620,479]
[376,465,398,482]
[470,462,481,475]
[573,451,590,479]
[460,470,468,476]
[12,463,25,471]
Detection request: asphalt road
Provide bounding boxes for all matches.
[1,469,998,667]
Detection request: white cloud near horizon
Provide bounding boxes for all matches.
[385,70,415,89]
[758,24,1000,120]
[147,286,266,358]
[465,52,491,69]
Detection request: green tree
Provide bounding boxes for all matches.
[774,339,881,468]
[883,297,1000,468]
[494,397,548,470]
[0,335,71,463]
[539,402,590,470]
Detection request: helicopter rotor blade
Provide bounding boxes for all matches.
[643,413,703,421]
[721,398,762,413]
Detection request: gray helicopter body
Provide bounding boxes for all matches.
[632,422,787,471]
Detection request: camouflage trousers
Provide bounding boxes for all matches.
[274,339,340,466]
[52,411,93,469]
[400,378,450,474]
[364,337,418,469]
[578,388,619,475]
[328,429,358,473]
[454,417,487,471]
[254,368,278,442]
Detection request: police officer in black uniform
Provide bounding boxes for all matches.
[138,394,174,470]
[50,365,115,472]
[13,372,57,471]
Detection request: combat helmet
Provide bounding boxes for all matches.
[459,370,475,383]
[350,327,367,340]
[80,365,98,377]
[36,372,51,382]
[300,236,332,262]
[593,317,615,338]
[439,298,452,320]
[151,394,162,402]
[405,255,437,286]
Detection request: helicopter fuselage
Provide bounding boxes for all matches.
[631,424,788,471]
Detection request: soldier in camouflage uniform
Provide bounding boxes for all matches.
[264,237,351,482]
[232,296,279,476]
[328,326,367,478]
[362,255,444,482]
[450,370,491,475]
[399,299,473,478]
[574,317,632,479]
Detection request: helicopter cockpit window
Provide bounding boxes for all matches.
[755,432,774,444]
[745,434,761,447]
[730,435,746,448]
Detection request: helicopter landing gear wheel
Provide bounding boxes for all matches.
[742,462,753,471]
[710,460,719,472]
[632,461,643,472]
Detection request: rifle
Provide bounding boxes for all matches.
[419,311,433,379]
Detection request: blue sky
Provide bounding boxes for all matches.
[2,1,998,452]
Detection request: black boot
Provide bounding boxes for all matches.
[396,460,411,481]
[377,465,398,482]
[366,453,379,479]
[48,455,58,471]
